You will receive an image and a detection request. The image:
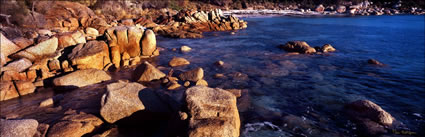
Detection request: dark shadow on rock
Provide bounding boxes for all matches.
[112,88,187,136]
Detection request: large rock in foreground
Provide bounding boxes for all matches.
[48,113,103,137]
[0,119,39,137]
[279,41,316,54]
[101,81,146,123]
[68,41,111,70]
[53,69,111,88]
[186,86,240,137]
[345,100,395,126]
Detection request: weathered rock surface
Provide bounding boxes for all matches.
[186,86,240,137]
[57,30,86,49]
[137,61,166,82]
[14,81,36,96]
[68,41,111,70]
[1,58,32,72]
[101,81,146,123]
[169,57,190,67]
[48,113,103,137]
[12,37,33,49]
[279,41,316,54]
[12,37,58,61]
[105,26,144,58]
[0,81,19,101]
[85,27,99,40]
[141,29,158,56]
[179,67,204,82]
[0,33,21,65]
[345,100,395,126]
[53,69,111,88]
[0,119,39,137]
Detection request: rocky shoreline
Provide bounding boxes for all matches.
[0,1,418,137]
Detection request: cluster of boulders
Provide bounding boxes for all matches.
[150,9,248,38]
[313,2,425,16]
[1,25,158,101]
[279,41,336,54]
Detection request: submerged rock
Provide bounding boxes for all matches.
[101,81,146,123]
[179,67,204,82]
[53,69,111,88]
[0,119,39,137]
[279,41,316,54]
[137,61,166,82]
[321,44,336,53]
[186,86,240,137]
[169,57,190,67]
[367,59,384,66]
[48,113,103,137]
[68,41,111,70]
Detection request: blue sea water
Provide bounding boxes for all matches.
[157,15,425,136]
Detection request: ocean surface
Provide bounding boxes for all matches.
[156,15,425,136]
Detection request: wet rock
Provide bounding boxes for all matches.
[68,41,111,70]
[345,100,395,126]
[53,69,111,88]
[0,81,19,101]
[57,30,86,49]
[181,45,192,52]
[1,33,21,65]
[179,67,204,82]
[195,79,208,86]
[141,29,157,56]
[279,41,316,54]
[137,61,166,82]
[12,37,58,61]
[101,81,146,123]
[14,81,36,96]
[0,119,39,137]
[214,73,226,79]
[169,57,190,67]
[368,59,384,66]
[321,44,336,53]
[186,86,240,137]
[48,113,103,137]
[85,27,99,40]
[1,58,32,72]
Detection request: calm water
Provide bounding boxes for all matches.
[157,15,425,136]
